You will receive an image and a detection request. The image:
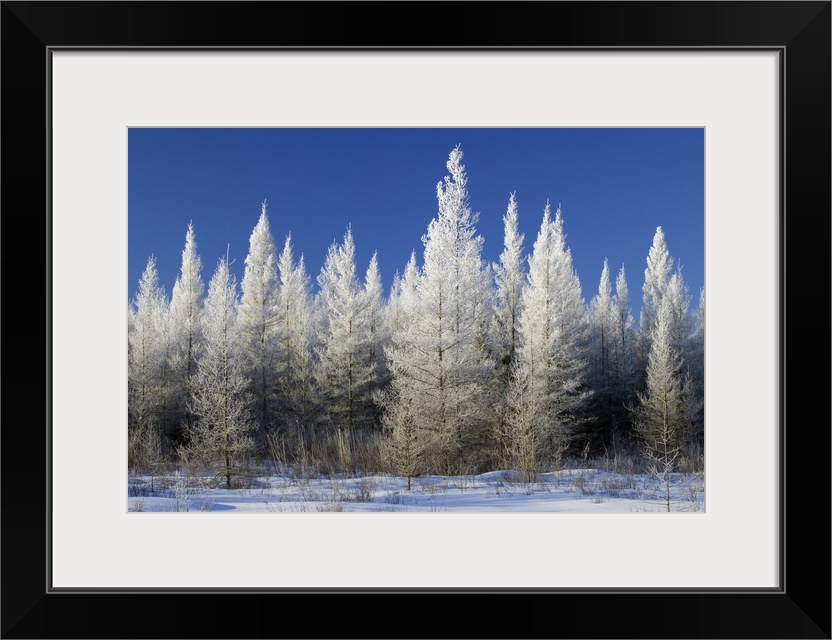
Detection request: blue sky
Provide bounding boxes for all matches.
[128,128,704,322]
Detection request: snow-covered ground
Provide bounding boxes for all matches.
[128,467,704,513]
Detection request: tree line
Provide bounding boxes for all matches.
[128,145,704,488]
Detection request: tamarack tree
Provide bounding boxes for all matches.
[127,256,168,468]
[503,203,590,480]
[315,227,380,468]
[184,256,255,489]
[635,291,685,511]
[237,203,280,437]
[167,222,204,447]
[272,235,316,430]
[382,145,495,475]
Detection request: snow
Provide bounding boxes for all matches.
[128,466,704,514]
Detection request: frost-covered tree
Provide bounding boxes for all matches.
[589,260,615,386]
[634,228,703,470]
[363,251,391,405]
[612,265,637,383]
[381,251,423,479]
[274,234,317,435]
[493,192,525,375]
[634,292,685,510]
[315,227,378,463]
[490,193,527,461]
[380,392,423,491]
[638,226,674,371]
[586,259,617,451]
[587,261,639,452]
[127,256,168,468]
[167,222,204,447]
[383,145,495,474]
[662,271,703,460]
[504,202,589,477]
[237,203,280,435]
[185,257,255,488]
[610,265,638,439]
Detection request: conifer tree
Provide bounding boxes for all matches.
[274,234,317,435]
[380,252,424,482]
[167,222,204,447]
[504,203,589,477]
[586,259,616,451]
[383,146,495,474]
[237,203,280,435]
[663,271,703,459]
[638,226,674,371]
[185,257,255,488]
[491,193,527,463]
[315,227,378,464]
[494,192,525,375]
[362,251,391,409]
[610,264,638,444]
[635,292,685,510]
[128,256,168,467]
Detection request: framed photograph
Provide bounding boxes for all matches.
[124,126,706,514]
[3,2,829,638]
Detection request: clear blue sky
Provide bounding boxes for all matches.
[128,128,704,323]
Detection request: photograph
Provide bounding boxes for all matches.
[3,0,828,636]
[127,127,705,514]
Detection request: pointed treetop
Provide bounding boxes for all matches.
[644,226,673,296]
[364,251,384,299]
[647,227,670,265]
[366,249,380,273]
[615,264,629,293]
[504,192,521,228]
[137,255,163,300]
[253,201,271,233]
[447,143,464,173]
[171,221,204,309]
[539,201,556,222]
[599,258,611,290]
[181,221,199,257]
[614,264,631,308]
[435,144,475,226]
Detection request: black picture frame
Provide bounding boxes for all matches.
[2,2,829,638]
